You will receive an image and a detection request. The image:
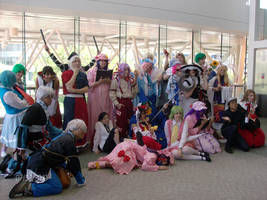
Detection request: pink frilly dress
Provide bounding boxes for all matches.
[87,67,113,145]
[95,141,174,175]
[178,114,221,154]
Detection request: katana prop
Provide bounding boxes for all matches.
[93,36,100,54]
[151,90,180,122]
[40,29,47,46]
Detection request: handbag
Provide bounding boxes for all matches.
[55,167,71,189]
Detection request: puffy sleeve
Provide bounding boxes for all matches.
[141,152,159,172]
[109,79,119,106]
[179,119,189,148]
[87,68,96,87]
[93,122,101,152]
[62,70,73,85]
[164,121,170,145]
[3,91,28,109]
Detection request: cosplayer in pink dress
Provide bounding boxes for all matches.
[88,140,174,175]
[179,101,221,154]
[87,54,113,147]
[165,104,211,161]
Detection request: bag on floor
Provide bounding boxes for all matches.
[55,167,71,189]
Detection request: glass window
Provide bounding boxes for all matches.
[255,48,267,95]
[166,26,192,65]
[80,18,120,70]
[126,21,159,70]
[0,11,23,72]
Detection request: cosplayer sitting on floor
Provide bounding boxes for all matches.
[184,101,220,154]
[9,119,87,198]
[88,139,174,175]
[167,102,212,161]
[238,89,265,148]
[93,112,120,154]
[131,103,163,150]
[221,97,250,153]
[164,106,184,147]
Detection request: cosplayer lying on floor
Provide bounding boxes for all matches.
[88,139,174,175]
[9,119,86,198]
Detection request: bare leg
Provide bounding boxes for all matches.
[88,161,111,170]
[171,146,205,161]
[114,132,120,145]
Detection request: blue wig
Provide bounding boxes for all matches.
[0,70,17,88]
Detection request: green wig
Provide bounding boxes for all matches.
[12,64,26,75]
[195,53,206,64]
[169,106,184,120]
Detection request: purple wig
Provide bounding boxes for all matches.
[184,108,206,121]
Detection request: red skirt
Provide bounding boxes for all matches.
[49,103,62,128]
[116,98,133,139]
[238,128,265,148]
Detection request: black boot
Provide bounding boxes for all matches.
[225,145,233,154]
[201,155,211,162]
[200,151,209,157]
[136,132,144,146]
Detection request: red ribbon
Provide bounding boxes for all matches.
[117,150,130,162]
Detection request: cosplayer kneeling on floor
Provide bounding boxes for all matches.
[9,119,87,198]
[221,97,250,153]
[1,86,63,177]
[238,89,265,148]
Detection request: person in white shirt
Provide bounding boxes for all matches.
[93,112,120,153]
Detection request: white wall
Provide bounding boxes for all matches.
[0,0,249,33]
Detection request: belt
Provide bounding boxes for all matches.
[65,94,84,98]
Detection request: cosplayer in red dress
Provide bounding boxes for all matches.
[238,90,265,148]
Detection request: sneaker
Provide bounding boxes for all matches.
[1,150,7,158]
[9,177,31,198]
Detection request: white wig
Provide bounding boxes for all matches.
[36,86,55,102]
[65,119,87,133]
[68,55,80,71]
